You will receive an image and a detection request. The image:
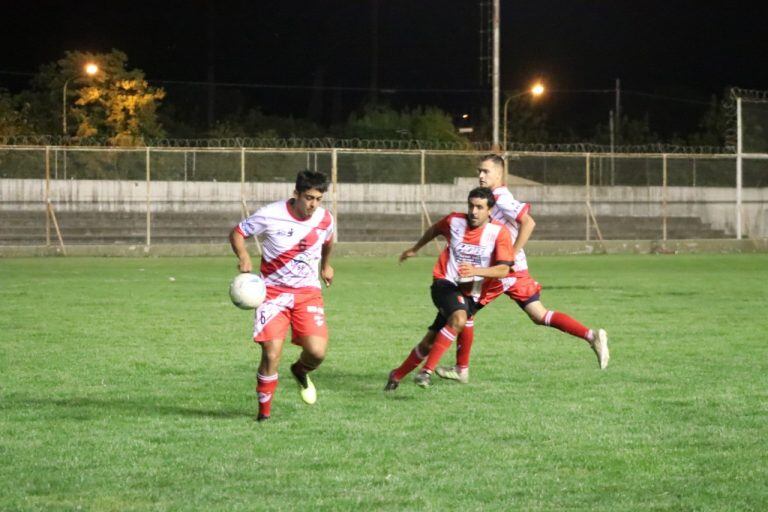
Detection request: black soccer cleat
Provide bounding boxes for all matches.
[384,370,400,391]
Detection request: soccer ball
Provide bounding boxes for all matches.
[229,273,267,310]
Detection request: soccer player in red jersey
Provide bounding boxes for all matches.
[435,154,609,384]
[229,170,335,422]
[385,187,515,390]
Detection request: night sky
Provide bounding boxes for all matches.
[3,1,768,139]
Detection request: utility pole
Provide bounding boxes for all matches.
[491,0,500,149]
[370,0,379,104]
[206,3,216,129]
[614,78,621,143]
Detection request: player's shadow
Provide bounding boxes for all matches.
[5,396,251,420]
[320,368,419,401]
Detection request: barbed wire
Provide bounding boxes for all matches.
[729,88,768,102]
[724,87,768,148]
[0,134,732,154]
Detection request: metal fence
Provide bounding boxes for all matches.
[1,145,766,250]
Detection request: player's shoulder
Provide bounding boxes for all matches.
[443,212,468,223]
[492,186,515,203]
[314,207,334,228]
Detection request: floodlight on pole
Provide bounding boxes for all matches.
[502,82,546,151]
[62,62,99,136]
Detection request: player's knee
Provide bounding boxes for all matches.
[447,310,467,331]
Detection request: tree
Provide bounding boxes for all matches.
[0,89,34,136]
[344,104,468,144]
[27,50,165,144]
[687,94,729,147]
[502,96,549,144]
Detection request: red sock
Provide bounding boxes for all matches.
[257,373,278,418]
[455,318,474,370]
[544,311,593,341]
[423,326,458,372]
[392,346,427,381]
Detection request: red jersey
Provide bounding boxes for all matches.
[432,213,514,301]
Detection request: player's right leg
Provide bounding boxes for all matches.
[386,329,435,391]
[256,339,284,422]
[252,289,293,421]
[417,308,467,388]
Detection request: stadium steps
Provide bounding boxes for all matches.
[0,210,727,244]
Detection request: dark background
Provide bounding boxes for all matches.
[2,1,767,139]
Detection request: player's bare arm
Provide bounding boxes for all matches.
[320,241,334,287]
[458,261,512,279]
[513,212,536,258]
[229,228,253,273]
[399,223,441,263]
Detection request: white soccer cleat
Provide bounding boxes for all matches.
[591,329,610,369]
[413,370,433,388]
[435,365,469,384]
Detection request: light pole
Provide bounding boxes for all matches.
[62,63,99,136]
[502,82,545,151]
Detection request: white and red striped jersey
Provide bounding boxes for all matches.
[432,213,514,301]
[235,200,334,291]
[491,186,531,272]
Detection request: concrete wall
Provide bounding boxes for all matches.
[2,178,767,237]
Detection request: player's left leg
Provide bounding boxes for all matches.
[523,300,610,369]
[289,290,329,404]
[291,334,326,405]
[436,316,473,383]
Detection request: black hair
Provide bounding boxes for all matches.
[468,186,496,208]
[479,153,505,170]
[295,170,329,193]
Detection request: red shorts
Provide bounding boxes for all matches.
[480,270,542,307]
[253,287,328,344]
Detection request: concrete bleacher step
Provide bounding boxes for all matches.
[0,210,728,244]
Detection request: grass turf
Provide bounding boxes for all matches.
[1,254,767,511]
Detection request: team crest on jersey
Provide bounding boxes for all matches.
[457,296,465,304]
[275,228,294,237]
[288,253,314,277]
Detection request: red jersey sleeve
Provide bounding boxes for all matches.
[434,213,458,238]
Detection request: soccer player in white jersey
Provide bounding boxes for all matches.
[229,170,335,422]
[435,154,609,384]
[385,187,515,390]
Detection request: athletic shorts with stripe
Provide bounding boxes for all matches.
[427,279,480,332]
[253,286,328,344]
[480,270,542,309]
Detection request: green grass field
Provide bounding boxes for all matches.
[1,254,767,511]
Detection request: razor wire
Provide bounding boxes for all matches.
[0,134,731,155]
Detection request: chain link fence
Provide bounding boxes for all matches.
[0,146,763,250]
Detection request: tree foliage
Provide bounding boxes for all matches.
[26,50,165,144]
[0,89,34,136]
[344,104,468,143]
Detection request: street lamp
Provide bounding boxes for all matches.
[502,82,546,151]
[62,62,99,136]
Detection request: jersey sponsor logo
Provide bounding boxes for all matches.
[455,242,484,266]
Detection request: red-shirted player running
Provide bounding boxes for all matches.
[229,170,335,422]
[435,154,610,385]
[385,187,515,390]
